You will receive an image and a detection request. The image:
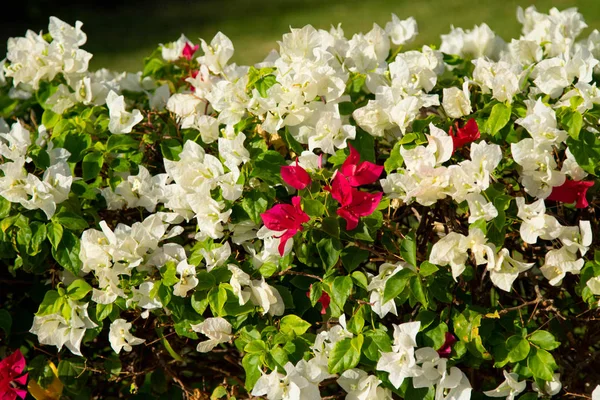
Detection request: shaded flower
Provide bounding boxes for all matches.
[328,174,382,230]
[0,350,27,400]
[281,160,312,190]
[306,285,331,315]
[546,179,594,208]
[261,196,310,256]
[339,143,384,187]
[182,42,199,60]
[449,118,480,152]
[437,332,457,358]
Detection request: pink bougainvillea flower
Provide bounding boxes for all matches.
[339,144,384,187]
[261,196,311,256]
[437,332,457,358]
[306,286,331,315]
[448,118,480,152]
[547,179,594,208]
[281,160,312,190]
[182,42,199,60]
[328,174,382,230]
[0,349,28,400]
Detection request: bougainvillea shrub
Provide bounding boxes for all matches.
[1,6,600,400]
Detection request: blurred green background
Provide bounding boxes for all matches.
[2,0,599,72]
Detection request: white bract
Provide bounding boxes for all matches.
[109,318,145,354]
[191,317,233,352]
[106,90,144,134]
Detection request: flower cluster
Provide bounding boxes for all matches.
[1,6,600,400]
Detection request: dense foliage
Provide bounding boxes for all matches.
[1,6,600,400]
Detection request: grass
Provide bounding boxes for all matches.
[8,0,600,72]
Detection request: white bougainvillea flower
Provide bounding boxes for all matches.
[429,232,470,279]
[30,301,96,356]
[106,90,143,134]
[109,318,145,354]
[376,321,421,388]
[540,246,584,286]
[587,276,600,295]
[337,368,392,400]
[483,371,526,400]
[532,373,562,397]
[443,80,471,118]
[0,121,31,161]
[173,260,198,297]
[251,369,285,399]
[252,362,321,400]
[593,384,600,400]
[489,249,534,292]
[385,14,418,45]
[190,317,233,353]
[197,32,234,74]
[466,193,498,223]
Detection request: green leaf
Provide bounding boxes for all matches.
[280,315,311,336]
[351,271,369,290]
[160,263,180,286]
[42,109,61,128]
[400,232,417,266]
[0,309,12,336]
[309,283,323,306]
[419,261,439,277]
[160,139,183,161]
[506,335,530,362]
[82,151,104,181]
[251,150,286,185]
[29,147,51,169]
[0,196,11,219]
[518,394,539,400]
[384,141,404,173]
[317,238,341,269]
[196,271,216,291]
[328,334,364,374]
[528,330,560,351]
[244,339,267,354]
[58,358,88,390]
[106,134,139,153]
[330,276,353,315]
[143,57,165,77]
[486,103,511,135]
[242,353,262,390]
[341,246,369,273]
[562,109,583,140]
[363,329,392,361]
[208,285,228,316]
[383,269,414,303]
[347,306,366,335]
[409,275,428,308]
[29,222,47,256]
[211,386,228,400]
[53,210,88,231]
[66,279,92,300]
[566,130,600,175]
[527,347,557,381]
[46,222,63,250]
[255,75,278,97]
[348,130,375,162]
[52,231,83,275]
[37,290,63,316]
[322,217,340,238]
[302,198,325,218]
[63,132,92,163]
[282,129,304,155]
[191,291,209,315]
[96,303,113,321]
